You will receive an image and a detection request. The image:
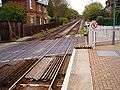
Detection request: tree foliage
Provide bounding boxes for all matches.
[99,9,109,18]
[0,3,27,40]
[47,0,54,17]
[83,2,103,21]
[47,0,80,22]
[0,3,26,22]
[65,8,80,19]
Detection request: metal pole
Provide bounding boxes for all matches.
[112,0,116,45]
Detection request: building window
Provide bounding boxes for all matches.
[29,0,32,9]
[30,17,34,24]
[44,19,46,24]
[39,5,41,11]
[40,18,42,25]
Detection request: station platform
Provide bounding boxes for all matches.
[62,44,120,90]
[62,49,93,90]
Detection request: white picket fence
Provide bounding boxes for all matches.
[88,26,120,45]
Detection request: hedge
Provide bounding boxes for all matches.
[97,17,120,26]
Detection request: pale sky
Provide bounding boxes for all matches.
[67,0,106,14]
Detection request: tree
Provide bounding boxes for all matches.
[65,8,80,19]
[83,2,103,21]
[99,9,109,18]
[47,0,54,18]
[0,3,26,39]
[47,0,80,22]
[52,0,68,18]
[0,3,26,22]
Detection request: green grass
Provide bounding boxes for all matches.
[34,31,45,38]
[34,28,55,38]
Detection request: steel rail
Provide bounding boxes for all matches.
[8,21,78,90]
[48,21,81,90]
[48,37,73,90]
[8,37,63,90]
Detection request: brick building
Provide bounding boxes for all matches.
[1,0,48,25]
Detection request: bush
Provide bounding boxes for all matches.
[116,14,120,25]
[102,18,113,26]
[96,17,113,26]
[96,16,103,25]
[59,17,69,25]
[80,26,88,35]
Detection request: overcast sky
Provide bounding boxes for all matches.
[67,0,106,14]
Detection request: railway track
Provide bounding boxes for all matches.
[0,20,82,90]
[12,38,73,90]
[0,20,79,62]
[41,20,79,40]
[48,41,72,90]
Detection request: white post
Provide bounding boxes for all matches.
[93,31,96,47]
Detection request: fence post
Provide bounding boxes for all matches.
[112,31,115,45]
[93,31,96,47]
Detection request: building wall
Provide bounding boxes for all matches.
[2,0,48,25]
[26,0,48,25]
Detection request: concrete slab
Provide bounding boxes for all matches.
[62,49,93,90]
[97,50,119,57]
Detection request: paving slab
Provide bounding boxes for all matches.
[89,49,120,90]
[97,50,119,57]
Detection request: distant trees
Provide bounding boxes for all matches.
[65,8,80,20]
[83,2,103,21]
[83,2,117,26]
[47,0,54,18]
[47,0,80,24]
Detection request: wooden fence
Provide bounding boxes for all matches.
[0,22,61,41]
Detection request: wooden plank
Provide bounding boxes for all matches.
[25,57,53,80]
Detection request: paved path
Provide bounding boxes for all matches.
[89,49,120,90]
[88,45,120,90]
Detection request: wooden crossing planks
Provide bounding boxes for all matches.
[25,57,54,80]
